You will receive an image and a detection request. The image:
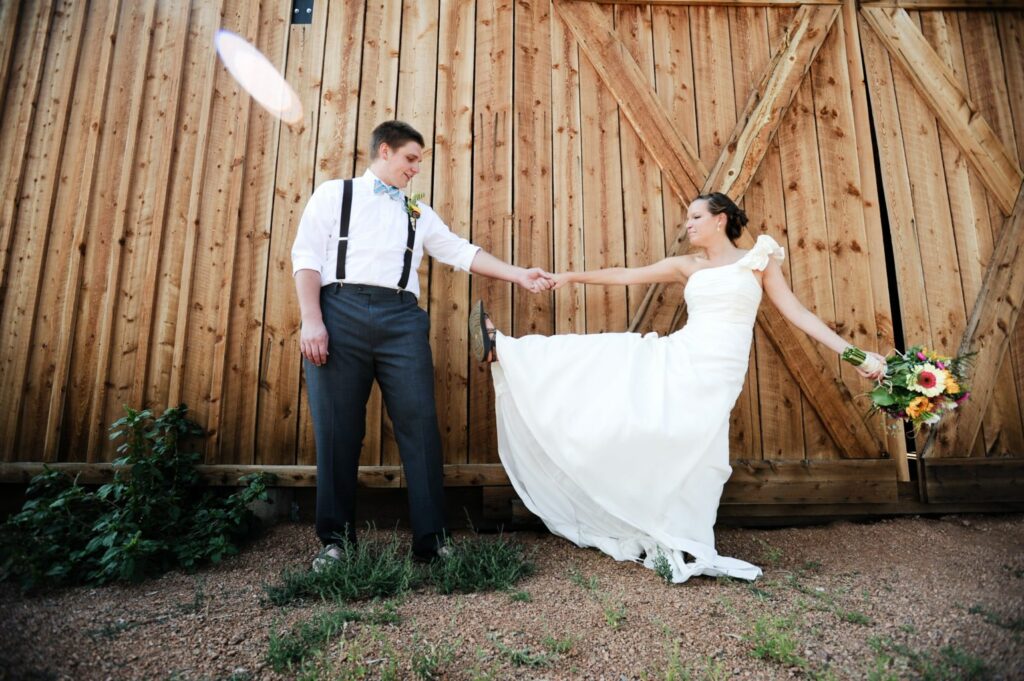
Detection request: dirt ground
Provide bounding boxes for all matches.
[1,514,1022,680]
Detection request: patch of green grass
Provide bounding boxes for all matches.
[756,538,783,566]
[509,589,532,603]
[542,633,574,655]
[428,534,534,594]
[488,634,553,668]
[837,609,873,626]
[643,642,727,681]
[265,604,400,673]
[265,533,420,605]
[747,583,773,602]
[568,567,599,591]
[747,615,807,670]
[410,635,458,680]
[968,603,1024,631]
[603,601,627,629]
[802,560,823,572]
[869,636,992,681]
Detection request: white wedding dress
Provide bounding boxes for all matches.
[492,234,786,583]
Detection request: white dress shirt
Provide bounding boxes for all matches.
[291,170,480,298]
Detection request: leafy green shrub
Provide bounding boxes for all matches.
[0,405,272,591]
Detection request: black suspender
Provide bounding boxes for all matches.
[397,210,416,290]
[335,178,417,291]
[335,179,353,281]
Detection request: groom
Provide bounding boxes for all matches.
[292,120,552,568]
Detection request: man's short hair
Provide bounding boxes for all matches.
[370,120,425,159]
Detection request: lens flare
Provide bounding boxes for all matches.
[214,29,302,124]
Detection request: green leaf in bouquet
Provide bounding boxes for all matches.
[870,386,896,406]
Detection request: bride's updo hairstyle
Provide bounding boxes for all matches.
[697,192,748,243]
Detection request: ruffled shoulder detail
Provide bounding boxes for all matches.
[736,234,785,271]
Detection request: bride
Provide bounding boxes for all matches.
[469,192,885,583]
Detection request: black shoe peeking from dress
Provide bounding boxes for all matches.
[469,299,495,363]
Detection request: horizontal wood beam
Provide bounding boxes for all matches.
[0,463,514,488]
[920,458,1024,503]
[923,185,1024,459]
[553,0,707,200]
[862,6,1024,214]
[585,1,840,5]
[587,0,1024,7]
[859,1,1024,9]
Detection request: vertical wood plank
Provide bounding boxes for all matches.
[859,12,932,348]
[551,2,586,334]
[255,0,329,466]
[959,10,1024,454]
[40,2,125,462]
[923,10,991,458]
[218,0,291,466]
[998,13,1024,445]
[0,1,54,311]
[652,4,699,249]
[843,0,907,475]
[890,13,963,350]
[1,1,86,461]
[0,3,22,115]
[809,11,884,445]
[189,0,260,463]
[431,0,474,464]
[578,24,627,334]
[768,8,839,461]
[651,6,698,335]
[727,6,772,463]
[468,0,513,463]
[69,1,159,461]
[615,5,665,321]
[513,0,554,338]
[733,6,801,463]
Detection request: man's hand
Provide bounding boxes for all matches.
[300,317,330,367]
[518,267,555,293]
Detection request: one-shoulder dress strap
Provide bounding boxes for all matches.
[737,234,785,272]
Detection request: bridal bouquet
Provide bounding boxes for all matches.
[845,345,973,430]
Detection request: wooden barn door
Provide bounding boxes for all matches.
[859,4,1024,504]
[552,0,904,510]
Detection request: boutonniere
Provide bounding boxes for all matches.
[405,192,424,227]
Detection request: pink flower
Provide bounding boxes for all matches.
[936,361,946,370]
[955,392,971,404]
[917,352,927,361]
[917,371,937,390]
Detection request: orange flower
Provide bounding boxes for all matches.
[906,396,931,419]
[945,378,961,394]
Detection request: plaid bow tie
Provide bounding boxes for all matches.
[373,178,404,203]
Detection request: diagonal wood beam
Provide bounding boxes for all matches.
[555,3,882,458]
[553,0,708,201]
[922,185,1024,459]
[630,4,839,335]
[862,7,1024,215]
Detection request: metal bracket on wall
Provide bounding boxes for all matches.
[291,0,313,25]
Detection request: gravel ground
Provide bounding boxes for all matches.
[1,514,1022,680]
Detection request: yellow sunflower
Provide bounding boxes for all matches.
[906,396,932,419]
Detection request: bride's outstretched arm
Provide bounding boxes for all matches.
[552,256,688,289]
[762,260,885,380]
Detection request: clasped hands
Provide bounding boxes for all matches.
[518,269,572,293]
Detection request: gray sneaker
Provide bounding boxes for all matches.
[312,543,344,573]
